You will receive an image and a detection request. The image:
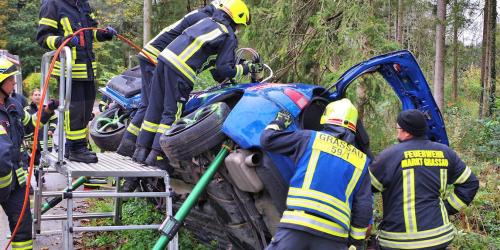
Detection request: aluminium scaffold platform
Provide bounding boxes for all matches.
[32,49,178,250]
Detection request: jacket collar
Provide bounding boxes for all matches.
[212,9,237,32]
[322,125,357,146]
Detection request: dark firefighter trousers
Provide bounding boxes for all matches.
[121,60,154,143]
[137,60,191,151]
[266,228,347,250]
[1,180,33,248]
[63,80,96,151]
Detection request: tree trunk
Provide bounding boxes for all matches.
[433,0,446,111]
[397,0,403,44]
[143,0,152,46]
[388,0,392,40]
[356,78,368,121]
[487,0,496,117]
[452,0,459,102]
[479,0,490,117]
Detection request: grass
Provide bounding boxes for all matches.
[81,198,214,249]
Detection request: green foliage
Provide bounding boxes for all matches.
[22,72,58,98]
[83,198,212,249]
[5,1,46,77]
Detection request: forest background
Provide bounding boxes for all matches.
[0,0,498,249]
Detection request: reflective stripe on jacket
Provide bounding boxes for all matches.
[36,0,112,80]
[369,137,479,249]
[138,4,217,64]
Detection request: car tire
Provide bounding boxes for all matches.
[90,106,129,152]
[160,102,230,161]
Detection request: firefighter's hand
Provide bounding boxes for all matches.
[275,110,293,129]
[247,62,263,74]
[65,36,79,47]
[47,99,59,112]
[105,26,117,37]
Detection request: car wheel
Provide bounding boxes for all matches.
[90,106,129,151]
[160,102,230,161]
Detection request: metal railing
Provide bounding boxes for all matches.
[39,47,72,163]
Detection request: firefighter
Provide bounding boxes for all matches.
[133,0,261,169]
[260,98,373,250]
[117,0,224,159]
[36,0,117,163]
[369,109,479,249]
[0,57,57,250]
[24,89,58,185]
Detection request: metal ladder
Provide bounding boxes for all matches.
[32,48,178,250]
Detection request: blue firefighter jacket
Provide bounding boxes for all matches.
[261,122,373,245]
[0,97,52,203]
[369,137,479,249]
[37,0,113,81]
[158,9,247,85]
[138,4,218,64]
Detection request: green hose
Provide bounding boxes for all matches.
[40,176,88,214]
[152,144,231,250]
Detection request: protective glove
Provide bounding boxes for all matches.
[247,62,263,74]
[105,26,117,37]
[47,99,59,111]
[64,35,79,47]
[274,110,293,129]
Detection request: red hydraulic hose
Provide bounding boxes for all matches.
[5,27,156,250]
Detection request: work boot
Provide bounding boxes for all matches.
[145,149,173,173]
[132,146,150,164]
[69,147,98,163]
[117,136,136,157]
[122,178,139,192]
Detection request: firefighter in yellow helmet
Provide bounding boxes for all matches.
[260,98,372,249]
[134,0,261,169]
[0,57,58,250]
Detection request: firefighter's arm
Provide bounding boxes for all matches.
[22,100,58,134]
[37,0,66,50]
[444,150,479,215]
[214,35,246,81]
[48,113,58,133]
[0,126,14,199]
[260,111,310,161]
[368,147,396,193]
[349,168,373,248]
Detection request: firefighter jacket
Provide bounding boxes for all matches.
[158,9,247,86]
[261,123,373,246]
[24,102,57,150]
[37,0,113,81]
[369,137,479,249]
[138,4,217,65]
[0,97,52,202]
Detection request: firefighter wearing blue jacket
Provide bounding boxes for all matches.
[369,109,479,250]
[116,0,222,158]
[0,57,57,250]
[36,0,116,163]
[261,98,373,250]
[134,0,262,169]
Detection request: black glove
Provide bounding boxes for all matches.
[47,99,59,111]
[247,62,263,74]
[274,110,293,129]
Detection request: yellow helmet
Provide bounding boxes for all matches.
[0,57,18,84]
[220,0,251,26]
[320,98,358,132]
